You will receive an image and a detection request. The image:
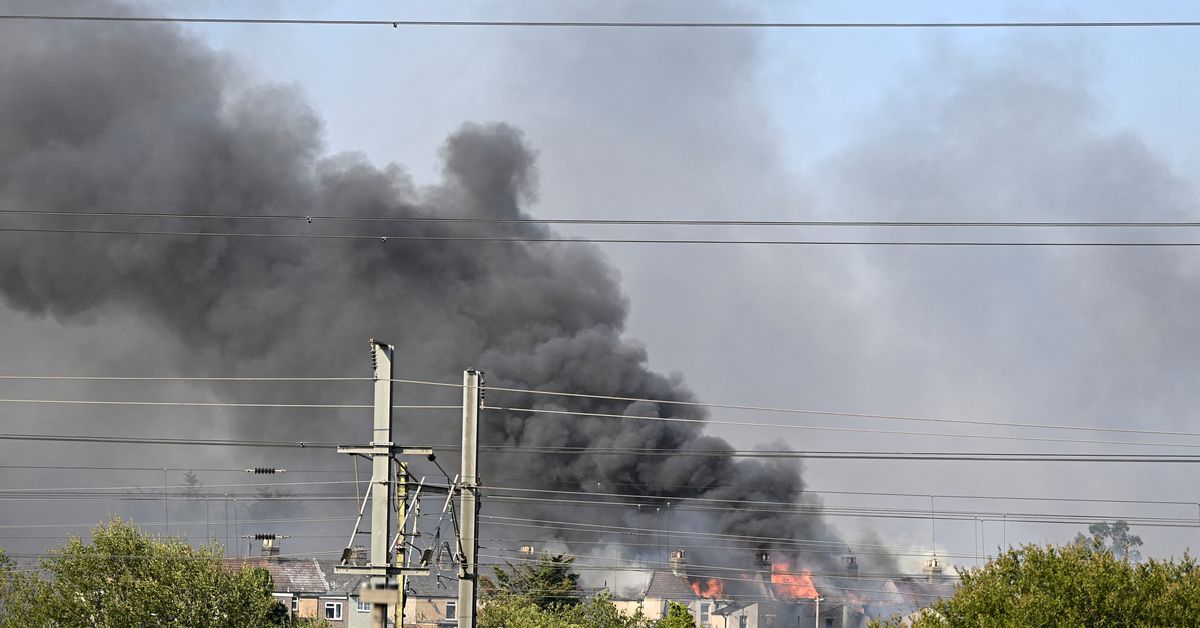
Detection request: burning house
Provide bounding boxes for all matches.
[640,550,868,628]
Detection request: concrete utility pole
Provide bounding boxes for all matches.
[458,369,482,628]
[336,340,430,628]
[814,595,823,628]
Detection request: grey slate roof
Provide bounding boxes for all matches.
[223,557,329,594]
[890,577,957,607]
[644,571,698,600]
[406,574,459,598]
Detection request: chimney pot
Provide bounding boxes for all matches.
[669,549,686,577]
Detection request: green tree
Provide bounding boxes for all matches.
[1073,519,1143,563]
[0,518,325,627]
[870,543,1200,627]
[479,592,653,628]
[481,552,581,610]
[657,601,697,628]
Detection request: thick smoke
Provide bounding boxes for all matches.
[0,0,843,580]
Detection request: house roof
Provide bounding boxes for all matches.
[644,571,698,600]
[223,557,329,594]
[890,576,957,608]
[406,574,459,599]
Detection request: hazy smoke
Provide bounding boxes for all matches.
[0,0,844,577]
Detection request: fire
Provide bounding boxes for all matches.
[771,561,818,599]
[690,577,724,598]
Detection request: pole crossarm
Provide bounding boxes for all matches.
[333,565,431,577]
[336,445,434,456]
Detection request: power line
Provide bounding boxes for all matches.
[0,397,457,410]
[0,463,355,474]
[9,374,1200,441]
[488,405,1200,450]
[5,225,1200,246]
[0,432,338,448]
[475,445,1200,463]
[0,375,369,382]
[3,14,1200,29]
[481,494,1200,529]
[0,463,1192,506]
[10,209,1200,228]
[484,389,1200,441]
[481,483,1200,510]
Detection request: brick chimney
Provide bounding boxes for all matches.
[669,549,686,577]
[923,557,944,583]
[261,537,280,557]
[844,555,859,577]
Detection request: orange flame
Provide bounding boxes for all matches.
[771,561,818,599]
[690,577,724,598]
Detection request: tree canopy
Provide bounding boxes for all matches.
[872,543,1200,627]
[656,602,698,628]
[480,592,654,628]
[1073,519,1144,563]
[481,552,581,610]
[0,518,324,627]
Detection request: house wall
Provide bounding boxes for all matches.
[319,596,350,627]
[403,597,457,627]
[297,597,320,619]
[343,595,378,628]
[613,600,648,621]
[642,597,727,627]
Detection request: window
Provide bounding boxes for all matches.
[700,602,709,624]
[825,619,834,628]
[356,599,371,613]
[324,602,343,621]
[739,617,747,628]
[445,601,457,621]
[291,597,298,613]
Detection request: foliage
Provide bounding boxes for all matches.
[869,543,1200,627]
[481,552,581,610]
[0,518,327,627]
[479,592,654,628]
[1072,519,1143,563]
[657,601,697,628]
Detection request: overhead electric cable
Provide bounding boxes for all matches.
[0,375,369,382]
[5,225,1200,246]
[3,14,1200,29]
[0,432,338,448]
[488,406,1200,450]
[9,209,1200,228]
[484,388,1200,440]
[0,463,355,473]
[481,483,1200,510]
[0,397,456,410]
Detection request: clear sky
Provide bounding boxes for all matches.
[4,0,1200,575]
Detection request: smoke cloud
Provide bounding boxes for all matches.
[0,0,844,581]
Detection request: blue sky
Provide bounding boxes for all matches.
[166,0,1200,566]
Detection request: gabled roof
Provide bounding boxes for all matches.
[223,557,329,594]
[644,571,698,600]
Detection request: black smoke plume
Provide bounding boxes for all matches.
[0,0,845,581]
